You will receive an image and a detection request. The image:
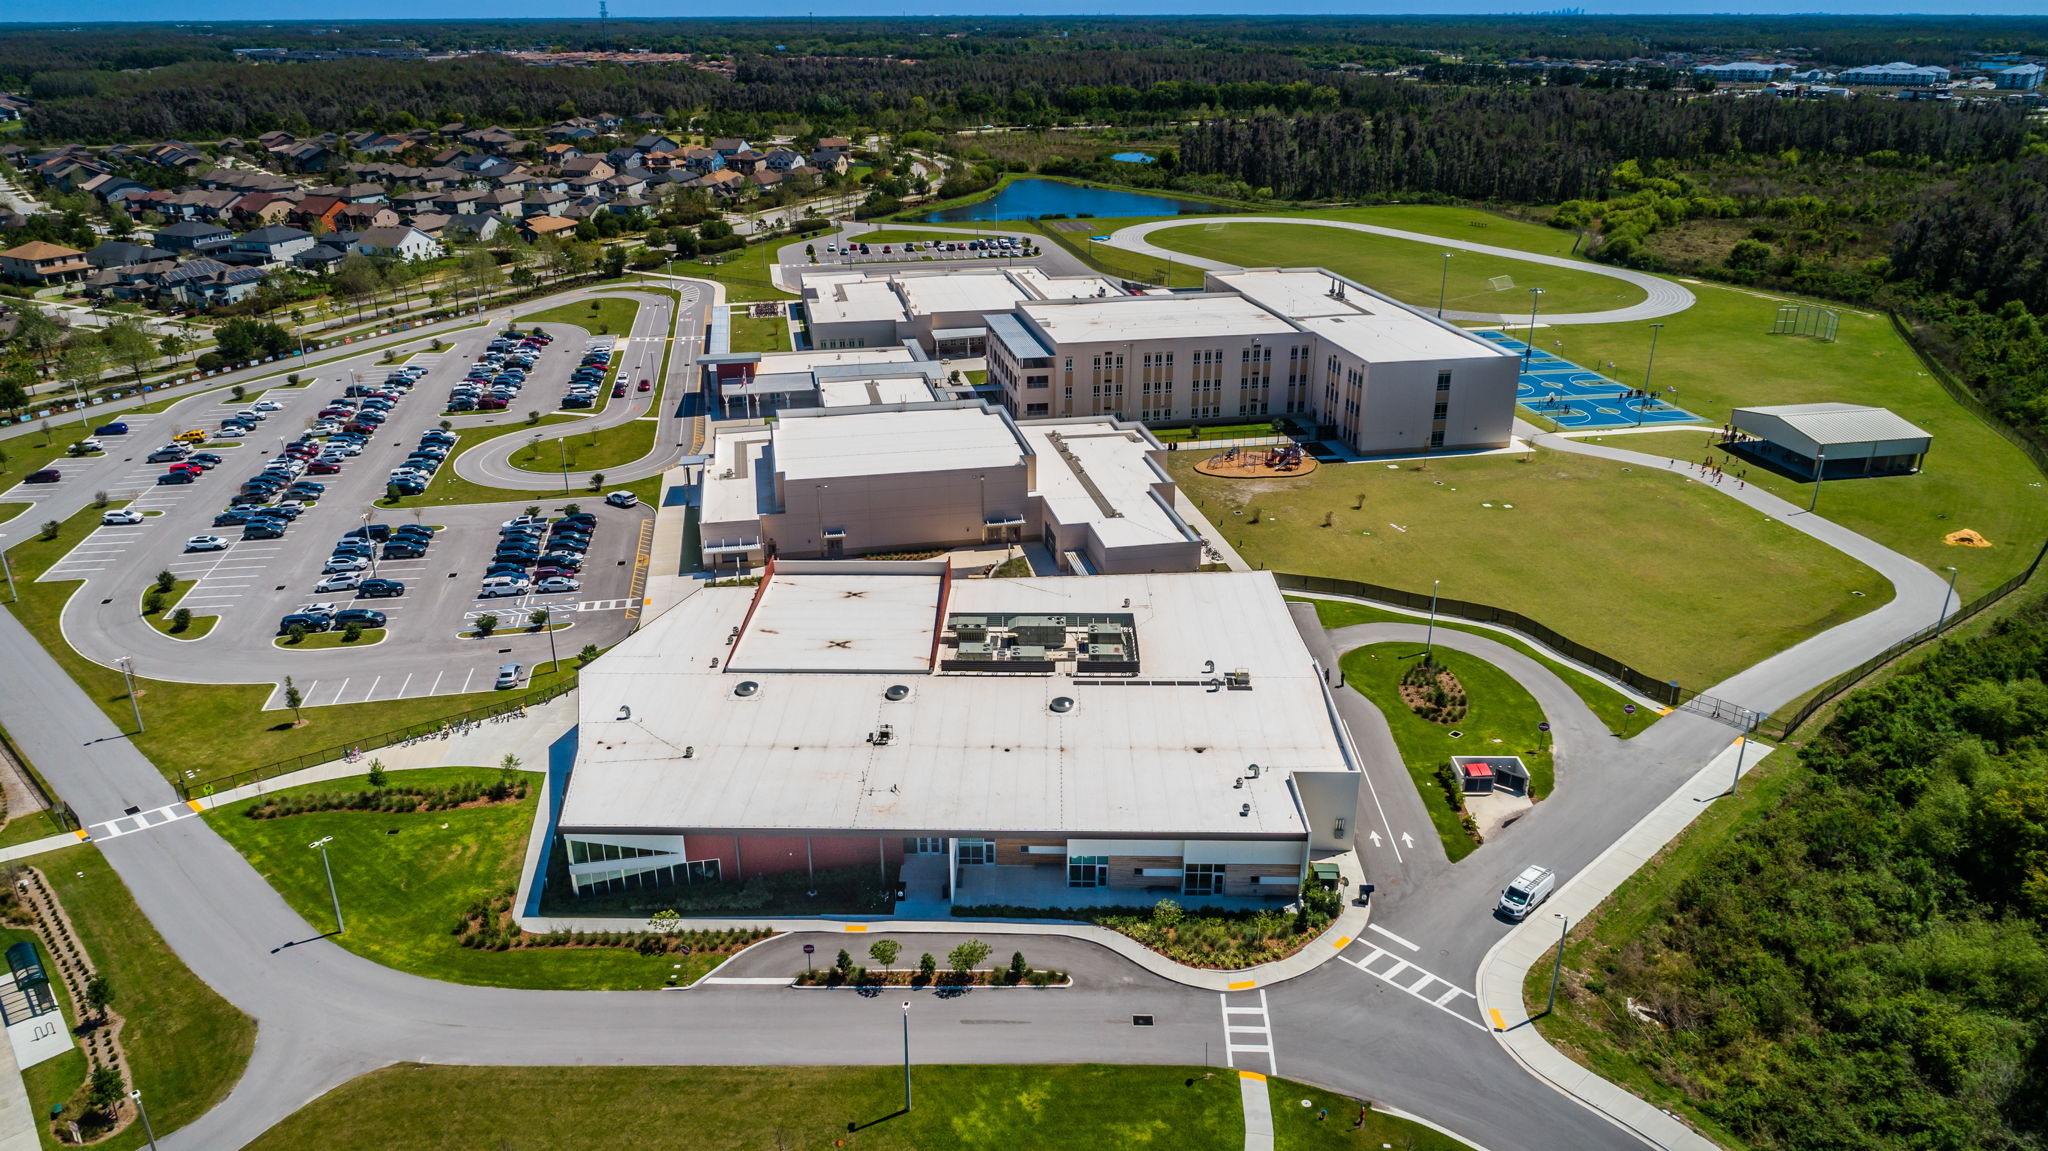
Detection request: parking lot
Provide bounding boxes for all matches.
[11,313,662,708]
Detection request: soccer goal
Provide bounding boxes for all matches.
[1202,220,1228,232]
[1771,303,1839,342]
[1488,274,1516,292]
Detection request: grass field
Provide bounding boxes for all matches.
[1340,643,1554,862]
[3,507,588,785]
[1503,281,2046,598]
[206,766,720,990]
[727,308,790,353]
[676,242,795,302]
[1147,220,1644,316]
[0,807,62,848]
[28,845,256,1151]
[0,502,28,526]
[1175,448,1885,686]
[517,297,638,338]
[1297,597,1643,737]
[242,1064,1472,1151]
[1150,419,1302,443]
[1024,220,1208,288]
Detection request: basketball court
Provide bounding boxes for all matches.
[1473,330,1703,430]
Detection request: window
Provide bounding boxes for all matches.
[1183,863,1225,896]
[1026,402,1049,416]
[1025,374,1049,389]
[1068,855,1108,888]
[957,839,994,866]
[1436,369,1453,392]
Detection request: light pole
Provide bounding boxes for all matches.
[1522,288,1545,366]
[1936,565,1960,635]
[814,483,828,555]
[977,473,986,542]
[1636,323,1663,428]
[541,608,560,672]
[901,1001,913,1112]
[116,656,144,733]
[1422,578,1441,664]
[1729,734,1750,794]
[362,509,380,580]
[309,836,344,934]
[1545,913,1569,1015]
[0,533,16,602]
[1437,252,1452,317]
[1807,447,1827,512]
[557,435,570,494]
[128,1091,158,1150]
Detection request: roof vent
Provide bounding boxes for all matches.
[884,684,911,702]
[732,680,760,698]
[1049,696,1076,714]
[1240,803,1251,817]
[616,705,631,721]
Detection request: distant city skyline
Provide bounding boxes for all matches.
[4,3,2044,23]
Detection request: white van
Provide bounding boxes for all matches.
[1496,865,1556,920]
[479,577,530,598]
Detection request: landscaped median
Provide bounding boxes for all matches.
[205,766,770,990]
[955,884,1346,970]
[241,1064,1474,1151]
[794,939,1068,988]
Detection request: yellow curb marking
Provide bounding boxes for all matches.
[1656,707,1674,715]
[843,924,868,932]
[1489,1008,1508,1031]
[1227,979,1257,990]
[1238,1070,1266,1082]
[186,800,206,813]
[72,830,90,841]
[1332,936,1352,949]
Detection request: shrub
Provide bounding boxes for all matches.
[918,952,937,982]
[475,614,498,636]
[341,622,364,642]
[170,607,192,633]
[38,519,59,541]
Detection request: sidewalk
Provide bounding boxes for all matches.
[517,850,1372,993]
[1475,738,1768,1151]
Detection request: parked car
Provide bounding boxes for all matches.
[185,535,229,551]
[322,556,371,574]
[213,511,252,527]
[22,468,60,484]
[94,422,128,436]
[605,490,638,508]
[534,576,581,593]
[333,608,386,629]
[277,612,334,634]
[156,471,196,485]
[356,579,406,598]
[494,663,524,689]
[314,572,364,593]
[1496,866,1557,921]
[101,509,144,525]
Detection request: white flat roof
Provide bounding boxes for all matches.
[804,274,908,327]
[757,346,916,374]
[1217,269,1509,363]
[726,571,940,673]
[1021,293,1298,344]
[697,429,774,531]
[773,405,1025,482]
[1020,422,1189,548]
[819,377,938,407]
[895,271,1025,318]
[561,569,1346,836]
[1009,265,1121,300]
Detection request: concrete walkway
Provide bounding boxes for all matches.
[1476,738,1769,1151]
[1102,217,1696,325]
[519,849,1373,994]
[1240,1071,1275,1151]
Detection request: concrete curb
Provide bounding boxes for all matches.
[1474,738,1770,1150]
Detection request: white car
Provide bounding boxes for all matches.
[478,580,530,598]
[534,576,581,593]
[101,509,144,525]
[322,557,370,574]
[73,438,105,454]
[313,573,363,593]
[501,515,549,529]
[311,422,341,436]
[185,535,229,551]
[254,400,284,412]
[234,409,264,421]
[604,490,638,509]
[299,601,341,615]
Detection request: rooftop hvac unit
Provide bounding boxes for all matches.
[952,616,990,642]
[956,641,992,661]
[1226,669,1252,688]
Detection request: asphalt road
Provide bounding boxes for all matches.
[1103,217,1698,325]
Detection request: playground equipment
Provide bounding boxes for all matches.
[1194,441,1318,480]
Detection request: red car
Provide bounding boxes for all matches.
[611,384,626,398]
[637,380,652,392]
[168,462,204,475]
[308,461,342,475]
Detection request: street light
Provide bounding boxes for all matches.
[362,509,380,580]
[1422,578,1441,664]
[1437,252,1452,317]
[309,836,344,934]
[1729,734,1751,794]
[0,533,16,602]
[1636,323,1664,428]
[116,656,143,734]
[128,1090,158,1150]
[1522,289,1545,366]
[814,483,828,555]
[1807,447,1827,512]
[1936,565,1960,635]
[1545,913,1569,1016]
[901,1001,913,1112]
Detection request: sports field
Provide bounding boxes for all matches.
[1144,219,1644,315]
[1173,448,1886,687]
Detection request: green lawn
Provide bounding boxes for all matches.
[0,502,28,526]
[728,308,790,353]
[30,845,256,1151]
[3,508,588,786]
[1340,643,1553,862]
[274,627,386,650]
[0,807,64,848]
[1024,220,1207,288]
[835,228,996,247]
[243,1064,1472,1151]
[1516,284,2048,599]
[1150,419,1303,443]
[141,578,217,638]
[677,242,796,302]
[383,413,584,507]
[1148,220,1643,316]
[205,767,722,990]
[516,297,639,339]
[1175,447,1883,686]
[1295,597,1645,737]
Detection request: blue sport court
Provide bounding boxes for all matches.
[1473,331,1701,430]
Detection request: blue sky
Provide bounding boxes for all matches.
[3,2,2039,20]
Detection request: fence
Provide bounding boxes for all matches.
[172,677,576,801]
[0,724,78,833]
[1273,572,1696,707]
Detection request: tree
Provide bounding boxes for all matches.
[170,607,192,633]
[83,971,114,1023]
[529,608,549,630]
[285,622,307,645]
[476,613,499,636]
[283,675,303,722]
[333,256,382,320]
[385,482,404,503]
[868,938,900,973]
[158,331,189,367]
[601,246,627,279]
[1008,951,1029,983]
[578,643,600,665]
[10,303,66,370]
[60,339,109,410]
[101,320,155,384]
[917,952,937,981]
[85,1064,123,1113]
[91,490,108,508]
[947,938,992,977]
[38,519,59,541]
[341,621,364,642]
[366,757,388,787]
[835,948,855,979]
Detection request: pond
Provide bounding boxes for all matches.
[919,177,1223,223]
[1110,152,1156,163]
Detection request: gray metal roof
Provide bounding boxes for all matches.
[1732,403,1931,448]
[983,312,1054,362]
